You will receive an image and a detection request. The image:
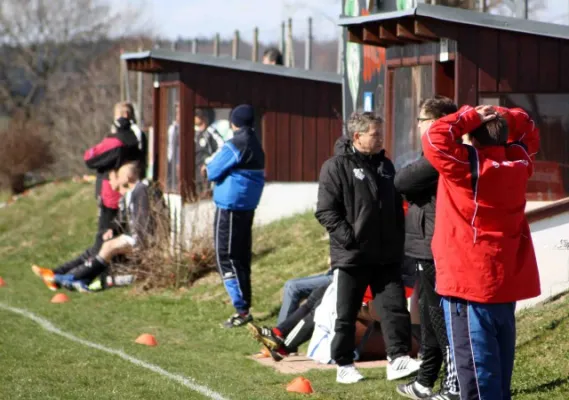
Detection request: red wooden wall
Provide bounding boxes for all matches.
[174,64,342,187]
[453,25,569,105]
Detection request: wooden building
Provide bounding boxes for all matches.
[122,49,342,197]
[340,4,569,200]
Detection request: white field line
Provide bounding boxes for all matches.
[0,302,229,400]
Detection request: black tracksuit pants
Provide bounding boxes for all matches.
[277,284,328,352]
[416,259,459,392]
[214,208,255,314]
[332,264,411,366]
[54,204,118,280]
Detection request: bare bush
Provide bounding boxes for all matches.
[115,192,216,291]
[0,115,54,193]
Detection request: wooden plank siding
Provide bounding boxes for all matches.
[455,25,478,106]
[302,80,318,182]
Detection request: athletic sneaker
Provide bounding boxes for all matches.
[428,390,460,400]
[71,281,91,293]
[222,312,252,328]
[336,364,365,384]
[387,355,422,381]
[31,265,58,291]
[247,323,283,349]
[396,380,433,399]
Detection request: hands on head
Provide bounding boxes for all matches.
[475,105,499,123]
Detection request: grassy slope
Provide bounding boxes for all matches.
[0,182,568,400]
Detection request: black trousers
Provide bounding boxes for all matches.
[54,204,118,280]
[332,264,411,366]
[276,284,328,351]
[214,208,254,314]
[416,259,459,392]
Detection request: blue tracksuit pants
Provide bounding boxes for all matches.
[214,208,254,314]
[443,297,516,400]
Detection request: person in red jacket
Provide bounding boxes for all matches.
[422,104,540,400]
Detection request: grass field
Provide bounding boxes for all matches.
[0,182,568,399]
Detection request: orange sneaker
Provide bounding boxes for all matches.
[31,265,58,291]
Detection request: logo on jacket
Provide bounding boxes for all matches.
[353,168,365,180]
[199,138,207,148]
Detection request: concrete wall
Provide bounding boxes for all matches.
[519,211,569,310]
[168,182,320,246]
[168,186,568,311]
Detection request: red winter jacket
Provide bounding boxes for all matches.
[422,106,540,304]
[84,118,142,209]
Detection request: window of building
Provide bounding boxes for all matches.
[481,94,569,200]
[194,107,263,194]
[392,65,433,170]
[165,86,180,193]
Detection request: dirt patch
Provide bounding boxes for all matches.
[249,354,388,374]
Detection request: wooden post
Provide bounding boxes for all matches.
[171,40,177,51]
[137,45,144,125]
[252,27,259,62]
[213,33,220,57]
[305,17,312,70]
[337,28,343,75]
[119,48,124,101]
[191,38,198,54]
[232,30,240,60]
[279,21,285,54]
[287,18,294,68]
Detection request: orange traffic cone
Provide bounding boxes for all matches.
[286,376,314,394]
[51,293,70,303]
[0,277,5,287]
[135,333,158,346]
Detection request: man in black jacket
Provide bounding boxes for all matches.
[394,95,460,400]
[316,111,420,384]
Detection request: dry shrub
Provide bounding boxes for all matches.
[116,190,217,291]
[0,115,54,194]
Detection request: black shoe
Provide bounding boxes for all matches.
[428,390,460,400]
[396,380,433,399]
[222,312,253,328]
[262,344,284,362]
[246,323,283,349]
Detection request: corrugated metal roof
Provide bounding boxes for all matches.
[121,48,342,84]
[338,4,569,41]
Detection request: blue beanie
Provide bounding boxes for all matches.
[230,104,255,128]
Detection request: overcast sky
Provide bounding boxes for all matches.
[109,0,568,42]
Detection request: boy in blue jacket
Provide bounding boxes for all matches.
[206,104,265,328]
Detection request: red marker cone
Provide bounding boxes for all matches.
[51,293,70,303]
[135,333,158,346]
[286,376,314,394]
[0,277,5,287]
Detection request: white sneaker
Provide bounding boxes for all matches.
[387,355,421,381]
[336,364,365,384]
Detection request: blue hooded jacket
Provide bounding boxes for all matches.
[206,126,265,210]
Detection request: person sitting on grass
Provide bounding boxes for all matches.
[276,256,333,325]
[248,285,376,362]
[32,161,153,292]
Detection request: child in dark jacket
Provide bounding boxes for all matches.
[422,104,540,400]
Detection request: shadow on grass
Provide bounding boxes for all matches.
[512,377,569,396]
[252,247,276,263]
[254,306,281,323]
[516,313,569,349]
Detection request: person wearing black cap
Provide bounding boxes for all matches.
[206,104,265,328]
